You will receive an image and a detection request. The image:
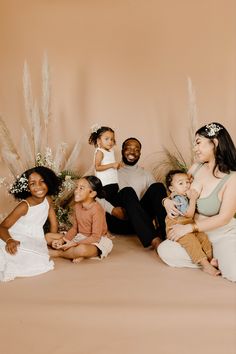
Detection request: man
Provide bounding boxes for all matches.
[99,137,167,248]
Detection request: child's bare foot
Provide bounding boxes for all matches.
[72,257,84,264]
[210,258,219,268]
[151,237,162,250]
[200,258,221,276]
[49,249,62,258]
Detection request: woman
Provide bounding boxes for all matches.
[158,122,236,282]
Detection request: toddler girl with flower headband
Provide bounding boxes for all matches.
[88,125,120,204]
[0,166,61,282]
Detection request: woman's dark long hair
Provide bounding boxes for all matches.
[196,122,236,175]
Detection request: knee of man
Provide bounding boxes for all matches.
[149,182,166,193]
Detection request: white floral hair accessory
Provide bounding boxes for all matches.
[9,174,29,194]
[90,124,101,134]
[205,123,223,137]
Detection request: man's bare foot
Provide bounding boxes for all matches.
[49,249,61,258]
[151,237,162,250]
[210,258,219,268]
[72,257,84,264]
[200,258,221,276]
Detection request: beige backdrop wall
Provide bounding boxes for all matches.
[0,0,236,213]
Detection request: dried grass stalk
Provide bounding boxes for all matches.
[0,116,23,177]
[20,128,35,169]
[64,140,81,171]
[32,100,41,155]
[54,142,68,174]
[188,77,198,162]
[23,61,33,132]
[41,52,50,147]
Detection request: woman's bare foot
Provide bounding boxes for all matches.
[200,258,221,276]
[72,257,84,264]
[210,258,219,268]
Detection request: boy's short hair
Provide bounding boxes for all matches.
[165,169,187,191]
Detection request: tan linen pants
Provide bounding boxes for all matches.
[165,216,213,263]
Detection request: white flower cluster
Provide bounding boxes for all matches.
[205,123,223,137]
[90,123,101,134]
[0,177,6,187]
[9,174,29,194]
[36,147,56,170]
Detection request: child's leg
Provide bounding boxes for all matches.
[195,232,213,260]
[178,233,220,276]
[49,243,99,262]
[45,232,63,246]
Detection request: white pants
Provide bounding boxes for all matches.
[158,218,236,282]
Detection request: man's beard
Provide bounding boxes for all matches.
[122,153,139,166]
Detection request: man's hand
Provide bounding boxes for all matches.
[111,207,127,220]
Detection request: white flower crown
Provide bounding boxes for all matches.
[205,123,223,137]
[9,174,29,194]
[90,124,101,134]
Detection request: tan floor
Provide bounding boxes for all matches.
[0,235,236,354]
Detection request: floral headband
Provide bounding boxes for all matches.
[205,123,223,137]
[9,174,29,194]
[90,124,101,134]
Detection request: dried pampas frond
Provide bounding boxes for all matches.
[32,100,41,155]
[152,147,188,184]
[64,140,81,171]
[23,61,34,132]
[0,116,23,177]
[20,128,35,169]
[54,142,68,174]
[41,52,50,146]
[187,77,198,162]
[1,148,23,178]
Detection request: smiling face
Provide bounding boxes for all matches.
[193,134,216,163]
[28,172,48,199]
[97,130,115,151]
[169,173,191,195]
[122,139,141,166]
[74,178,95,203]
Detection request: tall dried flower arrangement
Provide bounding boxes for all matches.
[0,54,81,230]
[152,77,198,184]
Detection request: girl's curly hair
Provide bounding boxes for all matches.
[88,126,115,147]
[9,166,62,200]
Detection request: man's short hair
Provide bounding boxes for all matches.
[122,137,142,150]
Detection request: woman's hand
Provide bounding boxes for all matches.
[167,224,192,242]
[164,198,181,218]
[5,238,20,255]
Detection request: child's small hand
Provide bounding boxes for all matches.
[5,238,20,255]
[61,237,77,251]
[113,162,120,169]
[52,238,65,249]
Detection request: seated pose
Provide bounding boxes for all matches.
[0,166,61,282]
[88,125,120,205]
[158,123,236,282]
[165,169,220,276]
[48,176,113,263]
[98,137,167,248]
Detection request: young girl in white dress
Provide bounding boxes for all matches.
[0,166,61,282]
[88,125,120,204]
